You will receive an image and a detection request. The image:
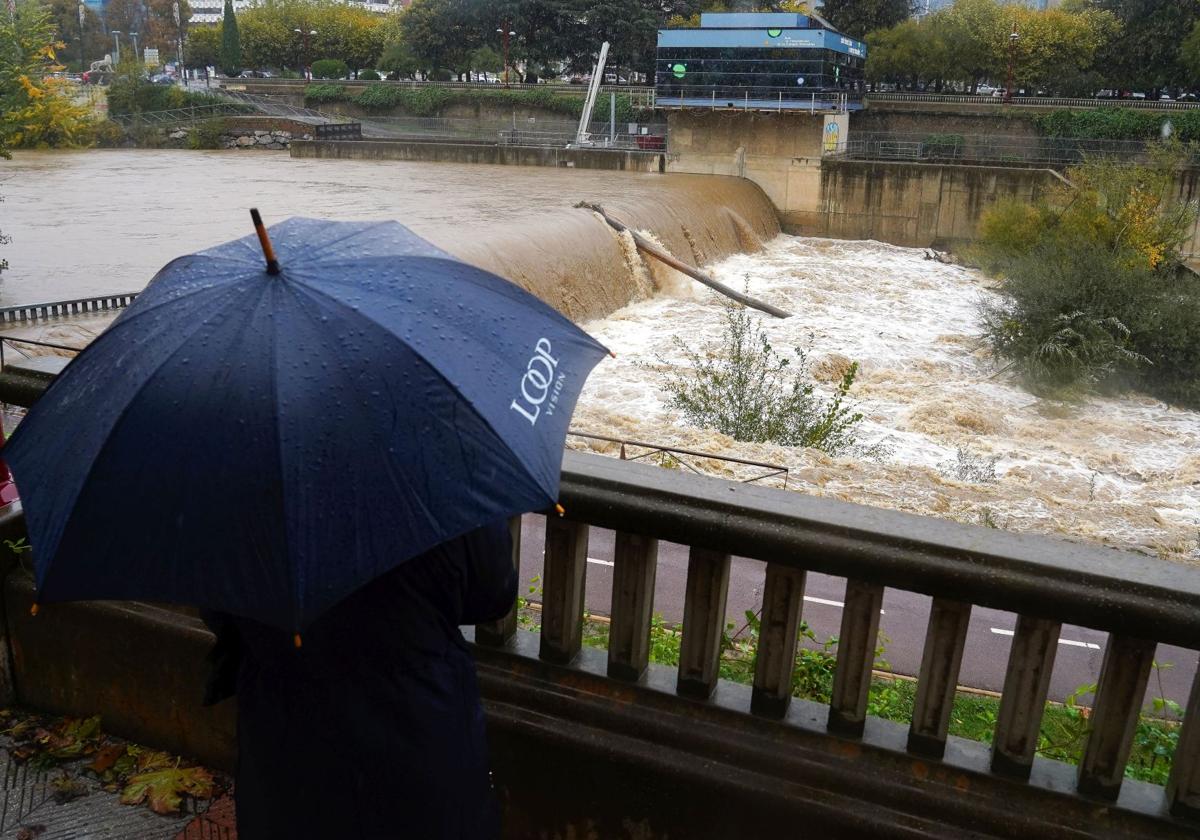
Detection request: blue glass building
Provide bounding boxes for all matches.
[655,12,867,111]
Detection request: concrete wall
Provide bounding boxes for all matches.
[797,160,1065,247]
[291,138,665,172]
[666,110,825,229]
[667,109,1068,249]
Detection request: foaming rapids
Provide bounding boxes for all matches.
[571,236,1200,564]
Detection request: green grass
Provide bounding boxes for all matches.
[520,599,1180,786]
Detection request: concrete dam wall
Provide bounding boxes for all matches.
[442,174,781,323]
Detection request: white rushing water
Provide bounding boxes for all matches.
[571,235,1200,564]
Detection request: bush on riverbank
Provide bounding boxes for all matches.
[657,301,869,456]
[302,82,650,122]
[976,145,1200,407]
[106,72,223,118]
[1035,108,1200,142]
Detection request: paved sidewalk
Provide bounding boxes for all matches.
[0,712,236,840]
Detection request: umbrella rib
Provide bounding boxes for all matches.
[267,282,302,632]
[25,280,261,587]
[286,281,558,501]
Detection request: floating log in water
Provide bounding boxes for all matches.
[576,202,791,319]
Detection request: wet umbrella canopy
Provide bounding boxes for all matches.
[5,217,610,632]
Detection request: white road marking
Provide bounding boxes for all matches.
[803,595,885,615]
[586,557,615,567]
[990,628,1100,650]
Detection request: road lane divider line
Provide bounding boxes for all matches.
[586,557,615,567]
[990,627,1100,650]
[803,595,885,615]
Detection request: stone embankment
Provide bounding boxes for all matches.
[160,126,313,149]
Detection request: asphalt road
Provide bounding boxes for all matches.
[516,514,1198,709]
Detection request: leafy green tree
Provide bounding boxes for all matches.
[577,0,660,80]
[1182,20,1200,87]
[377,40,419,78]
[1071,0,1200,92]
[185,23,220,70]
[219,0,240,76]
[48,0,108,71]
[818,0,912,39]
[469,44,501,78]
[0,0,95,153]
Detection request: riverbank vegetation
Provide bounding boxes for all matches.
[303,81,649,121]
[0,0,96,154]
[865,0,1200,99]
[976,146,1200,408]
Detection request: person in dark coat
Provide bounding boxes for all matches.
[203,520,517,839]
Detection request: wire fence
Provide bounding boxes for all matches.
[355,115,667,149]
[865,92,1200,111]
[832,132,1194,168]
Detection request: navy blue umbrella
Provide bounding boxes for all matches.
[5,215,609,634]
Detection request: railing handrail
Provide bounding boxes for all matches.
[225,77,655,98]
[567,430,788,486]
[557,449,1200,649]
[0,293,141,322]
[866,91,1200,111]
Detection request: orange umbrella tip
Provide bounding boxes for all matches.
[249,208,281,276]
[555,503,565,516]
[293,633,303,649]
[29,602,38,617]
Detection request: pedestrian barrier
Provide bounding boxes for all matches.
[866,92,1200,111]
[314,122,363,140]
[0,293,140,324]
[473,450,1200,836]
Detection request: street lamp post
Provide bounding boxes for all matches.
[77,2,85,74]
[496,24,515,86]
[294,28,316,79]
[111,30,120,65]
[173,0,183,85]
[1004,25,1018,104]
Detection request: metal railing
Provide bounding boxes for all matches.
[655,84,859,112]
[224,77,656,101]
[0,293,139,324]
[475,450,1200,832]
[110,103,255,127]
[833,132,1193,168]
[0,337,82,373]
[567,430,788,487]
[347,115,667,149]
[866,91,1200,111]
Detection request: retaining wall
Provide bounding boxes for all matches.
[797,159,1066,247]
[290,139,665,171]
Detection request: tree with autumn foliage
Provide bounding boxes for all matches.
[0,0,96,155]
[976,144,1200,407]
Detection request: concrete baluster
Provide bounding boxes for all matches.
[676,547,730,699]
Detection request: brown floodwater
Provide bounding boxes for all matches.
[0,149,778,318]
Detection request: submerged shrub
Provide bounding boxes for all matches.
[657,301,869,456]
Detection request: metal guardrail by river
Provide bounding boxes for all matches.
[0,293,139,324]
[866,92,1200,111]
[832,132,1192,168]
[567,430,788,486]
